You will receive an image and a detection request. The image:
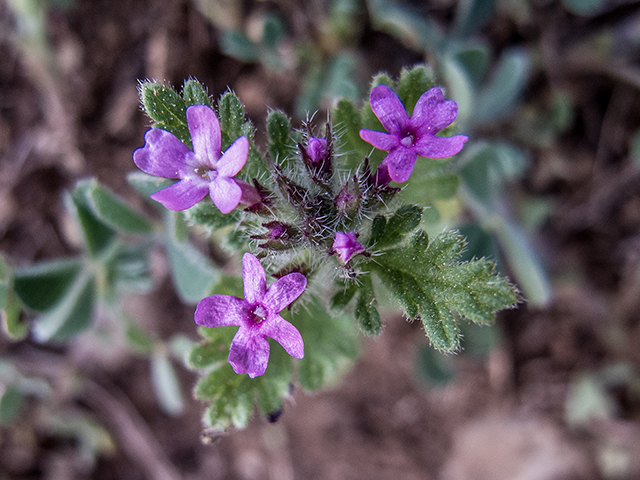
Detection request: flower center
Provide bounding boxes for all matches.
[400,133,414,147]
[194,165,217,181]
[250,304,268,324]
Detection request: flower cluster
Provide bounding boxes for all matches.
[133,81,467,378]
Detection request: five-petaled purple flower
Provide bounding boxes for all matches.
[133,105,248,213]
[195,253,306,378]
[332,232,365,263]
[360,85,468,183]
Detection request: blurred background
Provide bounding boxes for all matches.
[3,0,640,478]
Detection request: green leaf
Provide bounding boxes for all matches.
[441,53,475,123]
[562,0,604,16]
[371,230,518,352]
[139,82,189,146]
[297,296,359,390]
[184,200,239,233]
[188,326,235,369]
[80,179,154,234]
[150,352,184,416]
[402,170,460,205]
[266,109,295,165]
[0,385,24,426]
[124,315,154,354]
[416,343,454,386]
[367,0,442,51]
[473,48,530,124]
[107,245,152,296]
[13,258,82,312]
[220,30,258,63]
[450,43,491,87]
[32,269,95,343]
[261,13,285,49]
[368,204,423,249]
[2,292,27,340]
[330,283,358,311]
[196,363,253,431]
[182,79,212,107]
[396,65,434,115]
[324,53,359,102]
[165,211,218,304]
[0,254,10,311]
[217,91,245,146]
[126,172,174,202]
[453,0,496,37]
[332,99,371,170]
[355,274,382,335]
[66,187,116,258]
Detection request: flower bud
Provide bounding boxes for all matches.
[332,232,367,264]
[335,175,361,217]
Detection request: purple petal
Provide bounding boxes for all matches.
[385,147,417,183]
[262,272,307,314]
[411,87,459,135]
[242,253,266,305]
[133,128,192,178]
[187,105,221,167]
[369,85,410,135]
[359,129,399,151]
[414,134,468,159]
[228,328,270,378]
[217,136,249,177]
[194,295,247,327]
[209,176,242,214]
[262,315,304,359]
[150,177,208,210]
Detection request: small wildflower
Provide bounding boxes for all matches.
[359,85,468,183]
[133,105,249,213]
[194,253,306,378]
[332,232,366,263]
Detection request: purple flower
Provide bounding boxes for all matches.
[195,253,306,378]
[332,232,365,263]
[133,105,249,213]
[359,85,468,183]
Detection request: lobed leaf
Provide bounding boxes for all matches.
[372,230,518,352]
[354,274,382,335]
[368,204,423,249]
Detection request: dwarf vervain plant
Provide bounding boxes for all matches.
[2,66,519,434]
[127,66,519,432]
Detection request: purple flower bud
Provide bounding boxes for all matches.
[300,136,332,187]
[334,176,360,216]
[332,232,365,263]
[251,221,299,251]
[306,137,328,164]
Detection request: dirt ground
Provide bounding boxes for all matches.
[3,1,640,479]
